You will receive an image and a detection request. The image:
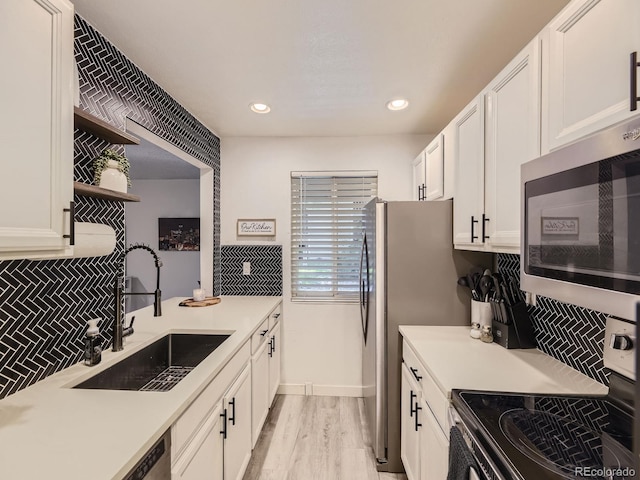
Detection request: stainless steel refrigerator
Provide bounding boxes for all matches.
[359,198,492,472]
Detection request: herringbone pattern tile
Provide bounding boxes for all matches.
[221,246,283,296]
[497,254,608,385]
[0,16,221,399]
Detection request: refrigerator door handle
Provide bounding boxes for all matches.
[359,232,368,343]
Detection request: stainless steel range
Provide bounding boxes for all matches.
[451,316,636,480]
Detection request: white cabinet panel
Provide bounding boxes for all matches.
[0,0,74,257]
[223,364,252,480]
[453,95,485,248]
[485,38,541,252]
[251,339,270,448]
[419,400,449,480]
[425,134,444,201]
[401,363,421,480]
[268,321,281,404]
[412,150,426,201]
[543,0,640,152]
[172,404,224,480]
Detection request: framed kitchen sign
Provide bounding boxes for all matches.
[237,219,276,237]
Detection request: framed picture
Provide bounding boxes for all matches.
[158,218,200,251]
[237,219,276,237]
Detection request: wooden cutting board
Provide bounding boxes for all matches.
[179,297,222,307]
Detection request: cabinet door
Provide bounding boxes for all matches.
[0,0,74,257]
[424,134,444,201]
[453,94,485,248]
[542,0,640,152]
[251,339,270,448]
[401,363,421,480]
[268,321,281,405]
[484,38,541,253]
[172,404,224,480]
[412,151,426,200]
[223,364,252,480]
[419,399,449,480]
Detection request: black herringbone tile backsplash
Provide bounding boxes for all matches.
[221,245,283,296]
[497,254,608,385]
[0,16,220,399]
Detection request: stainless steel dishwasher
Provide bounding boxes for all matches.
[124,430,171,480]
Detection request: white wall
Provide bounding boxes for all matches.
[221,134,431,396]
[125,179,201,309]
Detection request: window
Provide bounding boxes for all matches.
[291,171,378,302]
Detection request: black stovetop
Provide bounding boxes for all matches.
[452,389,635,480]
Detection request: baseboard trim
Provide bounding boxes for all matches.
[277,383,363,397]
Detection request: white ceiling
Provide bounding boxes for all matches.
[71,0,570,137]
[126,137,200,180]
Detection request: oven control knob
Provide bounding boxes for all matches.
[609,333,634,351]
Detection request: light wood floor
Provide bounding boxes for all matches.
[243,395,408,480]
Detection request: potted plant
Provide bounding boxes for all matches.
[93,149,131,193]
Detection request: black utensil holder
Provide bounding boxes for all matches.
[492,301,536,349]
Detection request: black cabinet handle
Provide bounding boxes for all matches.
[220,409,228,439]
[273,313,281,319]
[409,390,416,417]
[409,367,422,381]
[471,216,479,243]
[631,52,639,111]
[414,404,422,431]
[482,213,490,242]
[260,329,268,337]
[63,201,75,245]
[228,398,236,425]
[417,184,422,201]
[268,337,274,357]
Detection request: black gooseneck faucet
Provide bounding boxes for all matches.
[113,244,163,352]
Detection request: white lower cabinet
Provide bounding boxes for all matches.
[419,399,449,480]
[268,321,281,404]
[222,364,253,480]
[401,363,421,480]
[172,403,224,480]
[251,338,270,447]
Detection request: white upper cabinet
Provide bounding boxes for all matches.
[453,94,485,249]
[542,0,640,152]
[412,135,447,202]
[412,150,426,201]
[424,134,444,201]
[453,39,541,253]
[484,38,541,252]
[0,0,74,259]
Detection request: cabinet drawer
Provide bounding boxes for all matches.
[268,303,282,331]
[251,318,270,355]
[172,341,250,459]
[402,340,425,386]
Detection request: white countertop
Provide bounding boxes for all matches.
[0,296,281,480]
[399,325,607,398]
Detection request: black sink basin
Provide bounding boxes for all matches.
[74,333,230,392]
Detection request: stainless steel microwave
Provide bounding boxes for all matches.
[521,118,640,321]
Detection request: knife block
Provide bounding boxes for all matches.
[492,302,536,349]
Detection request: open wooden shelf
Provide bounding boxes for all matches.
[74,182,140,202]
[74,107,140,145]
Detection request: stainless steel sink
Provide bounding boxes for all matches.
[74,333,230,392]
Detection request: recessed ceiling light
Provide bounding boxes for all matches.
[250,103,271,114]
[386,98,409,111]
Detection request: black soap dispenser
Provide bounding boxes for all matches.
[84,318,102,366]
